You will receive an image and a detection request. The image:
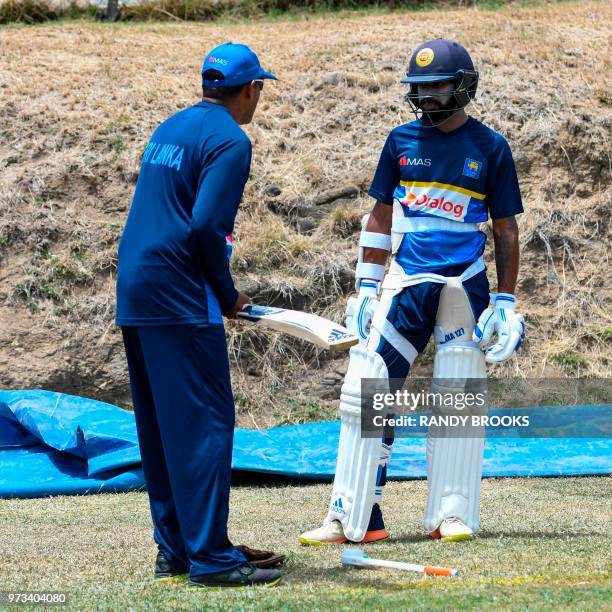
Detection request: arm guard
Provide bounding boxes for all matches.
[355,214,391,292]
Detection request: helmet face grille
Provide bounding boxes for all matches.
[403,69,479,127]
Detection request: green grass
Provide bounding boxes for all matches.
[598,329,612,342]
[0,0,575,26]
[277,398,336,424]
[549,350,590,376]
[1,478,610,609]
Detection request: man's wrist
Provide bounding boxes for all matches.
[491,292,516,311]
[219,286,239,315]
[358,279,380,298]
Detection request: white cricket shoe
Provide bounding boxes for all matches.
[299,520,389,546]
[430,517,474,542]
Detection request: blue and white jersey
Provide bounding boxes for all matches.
[368,117,523,274]
[116,102,251,327]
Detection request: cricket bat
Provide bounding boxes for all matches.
[237,305,359,351]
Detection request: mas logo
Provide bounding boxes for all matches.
[415,47,435,67]
[399,156,431,167]
[208,56,228,66]
[463,158,482,179]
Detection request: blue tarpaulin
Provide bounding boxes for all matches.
[0,390,610,498]
[0,390,144,498]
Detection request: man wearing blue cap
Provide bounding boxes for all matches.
[116,42,283,587]
[300,39,525,546]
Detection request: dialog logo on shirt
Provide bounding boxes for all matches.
[401,186,469,220]
[463,158,483,179]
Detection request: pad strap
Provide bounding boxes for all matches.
[383,257,485,290]
[359,231,392,251]
[376,319,418,364]
[356,262,386,282]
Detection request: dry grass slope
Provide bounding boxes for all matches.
[0,1,610,425]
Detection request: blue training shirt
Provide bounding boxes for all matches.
[116,101,251,326]
[368,117,523,274]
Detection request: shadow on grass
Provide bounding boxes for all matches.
[278,563,445,590]
[231,471,331,487]
[473,529,602,540]
[389,529,601,544]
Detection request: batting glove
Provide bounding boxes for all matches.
[345,280,380,343]
[473,293,525,363]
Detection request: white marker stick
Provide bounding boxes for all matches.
[342,548,459,577]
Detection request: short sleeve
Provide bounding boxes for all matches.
[487,138,524,219]
[368,132,400,206]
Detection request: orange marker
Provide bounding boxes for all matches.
[342,548,459,577]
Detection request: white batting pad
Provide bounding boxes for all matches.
[424,279,487,535]
[327,344,390,542]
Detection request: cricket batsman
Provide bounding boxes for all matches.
[116,42,284,587]
[300,39,525,545]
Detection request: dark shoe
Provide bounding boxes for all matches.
[188,563,282,588]
[154,550,188,579]
[367,503,386,531]
[236,544,286,568]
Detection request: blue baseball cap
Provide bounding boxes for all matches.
[401,39,475,84]
[201,42,277,88]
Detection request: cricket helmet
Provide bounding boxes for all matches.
[402,39,479,125]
